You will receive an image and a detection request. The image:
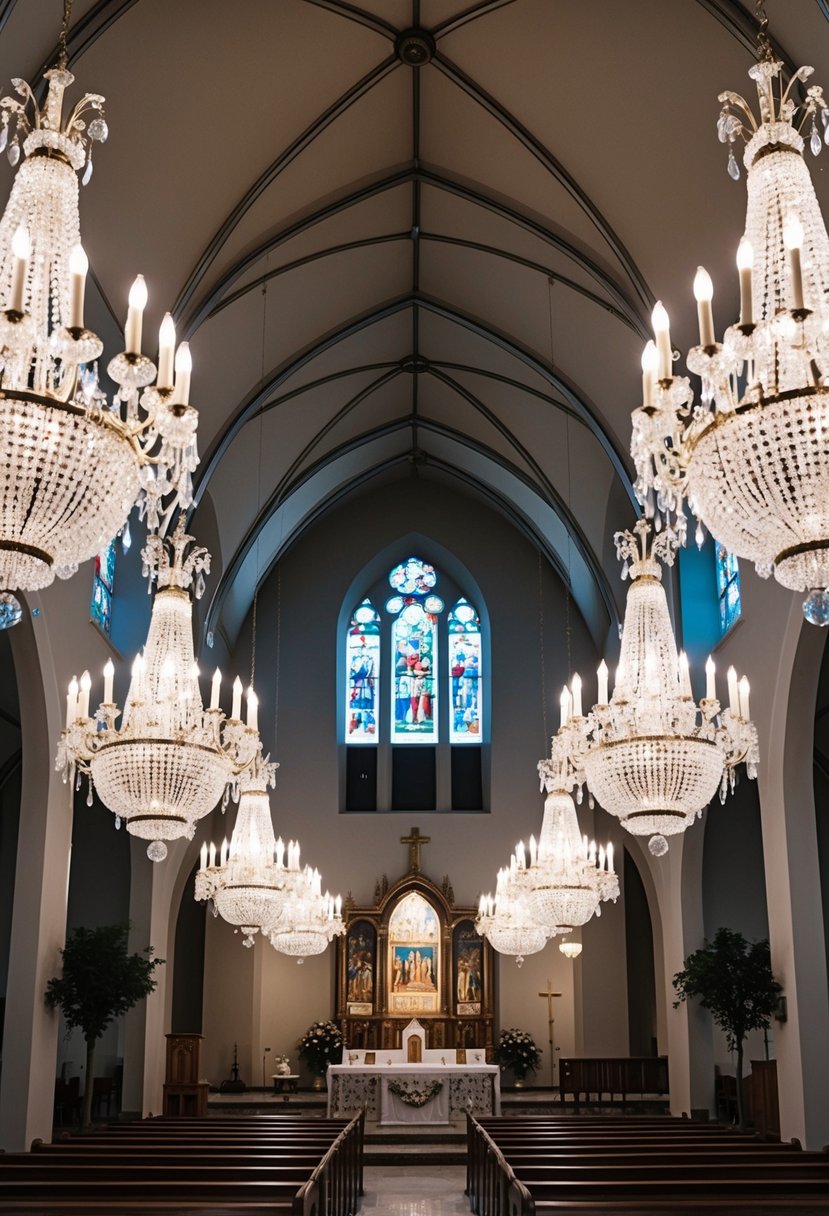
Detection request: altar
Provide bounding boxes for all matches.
[326,1061,500,1123]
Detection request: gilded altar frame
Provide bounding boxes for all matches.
[336,869,494,1056]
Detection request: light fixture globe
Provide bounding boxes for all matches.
[0,59,198,611]
[630,53,829,624]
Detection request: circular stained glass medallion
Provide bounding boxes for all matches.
[389,556,437,596]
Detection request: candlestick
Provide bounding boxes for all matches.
[103,658,114,705]
[571,672,582,717]
[125,274,147,354]
[157,313,176,387]
[736,237,753,326]
[705,655,716,702]
[246,687,258,731]
[738,675,750,721]
[210,668,221,710]
[173,341,192,405]
[68,244,88,330]
[78,670,91,720]
[597,659,609,706]
[652,301,673,379]
[727,665,739,714]
[231,676,243,721]
[783,214,805,310]
[640,340,658,407]
[693,266,715,346]
[560,685,570,728]
[209,841,216,867]
[200,842,208,871]
[9,226,29,314]
[66,676,78,728]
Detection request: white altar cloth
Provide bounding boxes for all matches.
[326,1062,500,1123]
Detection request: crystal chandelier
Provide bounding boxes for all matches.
[476,861,548,967]
[556,520,758,856]
[559,941,582,960]
[630,21,829,625]
[195,746,344,960]
[56,519,258,861]
[0,27,198,625]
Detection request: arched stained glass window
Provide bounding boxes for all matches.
[715,543,741,634]
[346,599,380,743]
[91,538,117,635]
[448,598,482,743]
[388,557,443,744]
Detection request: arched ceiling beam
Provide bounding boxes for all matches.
[431,50,652,308]
[302,1,398,38]
[694,0,797,73]
[433,1,518,38]
[0,0,18,38]
[209,228,639,335]
[174,52,399,320]
[181,167,646,335]
[202,414,617,641]
[191,292,636,511]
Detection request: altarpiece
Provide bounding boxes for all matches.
[336,828,494,1056]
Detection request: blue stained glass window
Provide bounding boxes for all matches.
[346,600,381,743]
[715,542,741,634]
[388,556,443,744]
[448,599,482,743]
[91,538,117,635]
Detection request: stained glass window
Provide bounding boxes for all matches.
[90,538,116,635]
[346,599,381,742]
[715,542,741,634]
[389,556,442,744]
[448,599,482,743]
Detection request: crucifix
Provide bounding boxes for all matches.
[401,826,430,874]
[537,979,562,1089]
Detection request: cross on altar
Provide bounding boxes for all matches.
[401,827,430,873]
[537,979,562,1088]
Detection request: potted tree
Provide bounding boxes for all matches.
[673,927,782,1128]
[45,924,164,1128]
[495,1028,541,1088]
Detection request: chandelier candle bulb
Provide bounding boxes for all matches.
[598,845,605,870]
[678,651,692,697]
[529,835,537,866]
[727,665,739,714]
[705,655,716,702]
[652,301,673,379]
[68,244,88,330]
[231,676,243,721]
[246,687,258,731]
[210,668,221,710]
[77,671,91,720]
[738,676,750,721]
[560,685,571,727]
[103,658,114,705]
[209,841,216,867]
[607,842,614,873]
[736,237,754,325]
[220,838,228,867]
[125,275,147,354]
[9,226,29,314]
[200,842,208,870]
[597,659,609,705]
[157,313,176,388]
[783,214,805,310]
[571,673,582,717]
[641,341,658,406]
[693,267,716,347]
[173,342,192,406]
[66,676,78,729]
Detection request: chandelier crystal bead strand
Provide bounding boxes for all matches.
[554,520,758,856]
[630,37,829,625]
[0,45,199,625]
[56,519,259,861]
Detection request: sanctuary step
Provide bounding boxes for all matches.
[364,1123,467,1166]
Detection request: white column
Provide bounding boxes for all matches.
[0,600,71,1151]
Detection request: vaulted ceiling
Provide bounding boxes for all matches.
[1,0,826,649]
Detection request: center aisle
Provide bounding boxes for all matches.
[362,1164,468,1214]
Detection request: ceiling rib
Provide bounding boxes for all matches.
[174,53,400,320]
[303,0,398,37]
[181,167,645,335]
[192,292,634,512]
[431,51,652,308]
[693,0,797,73]
[433,0,517,38]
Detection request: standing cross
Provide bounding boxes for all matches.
[400,826,431,873]
[537,979,563,1089]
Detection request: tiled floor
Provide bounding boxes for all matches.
[362,1165,469,1213]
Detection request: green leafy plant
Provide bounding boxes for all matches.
[45,924,164,1128]
[495,1027,541,1082]
[297,1020,343,1075]
[673,927,782,1128]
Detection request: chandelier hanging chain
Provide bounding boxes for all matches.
[538,549,547,749]
[755,0,773,65]
[57,0,72,69]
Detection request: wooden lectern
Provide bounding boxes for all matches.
[163,1033,209,1117]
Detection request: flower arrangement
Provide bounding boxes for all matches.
[297,1020,343,1075]
[495,1028,541,1081]
[388,1078,443,1108]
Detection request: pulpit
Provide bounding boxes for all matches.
[163,1033,209,1117]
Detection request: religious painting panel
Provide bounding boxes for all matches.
[387,891,440,1014]
[454,920,483,1016]
[346,919,376,1016]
